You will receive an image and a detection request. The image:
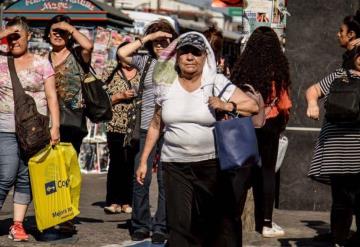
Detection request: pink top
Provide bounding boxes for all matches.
[0,53,54,132]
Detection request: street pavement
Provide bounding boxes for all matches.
[0,173,357,247]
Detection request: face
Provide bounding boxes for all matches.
[49,25,69,48]
[337,24,354,48]
[152,38,170,58]
[354,55,360,71]
[177,45,206,77]
[7,25,30,56]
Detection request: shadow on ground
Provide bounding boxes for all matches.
[92,201,106,208]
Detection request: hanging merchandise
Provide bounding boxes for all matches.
[28,143,81,231]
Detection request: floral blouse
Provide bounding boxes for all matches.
[104,67,140,134]
[52,52,85,109]
[0,53,54,132]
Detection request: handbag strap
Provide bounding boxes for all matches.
[217,82,232,99]
[137,56,152,99]
[8,56,25,102]
[118,66,134,90]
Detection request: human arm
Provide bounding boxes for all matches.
[136,105,163,185]
[51,21,93,64]
[0,25,20,40]
[306,83,323,120]
[111,89,136,105]
[44,75,60,145]
[117,31,173,65]
[208,87,259,116]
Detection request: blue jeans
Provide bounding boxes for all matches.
[131,129,166,234]
[0,132,31,209]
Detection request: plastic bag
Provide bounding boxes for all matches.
[275,135,288,173]
[28,143,81,231]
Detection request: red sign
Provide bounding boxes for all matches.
[212,0,244,8]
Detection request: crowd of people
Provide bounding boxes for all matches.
[0,9,359,247]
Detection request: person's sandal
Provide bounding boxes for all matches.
[121,205,132,214]
[104,204,122,214]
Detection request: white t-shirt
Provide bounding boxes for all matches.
[157,74,236,163]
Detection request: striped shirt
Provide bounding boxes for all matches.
[131,54,157,130]
[308,68,360,184]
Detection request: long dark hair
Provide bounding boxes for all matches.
[143,19,178,58]
[230,26,290,101]
[44,15,74,48]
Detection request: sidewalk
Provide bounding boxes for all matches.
[0,173,356,246]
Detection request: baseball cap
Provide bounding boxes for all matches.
[176,33,206,52]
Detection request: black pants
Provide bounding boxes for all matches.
[163,159,251,247]
[330,174,360,245]
[216,165,252,247]
[106,132,136,206]
[252,115,283,230]
[60,125,87,155]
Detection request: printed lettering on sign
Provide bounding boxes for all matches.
[25,0,95,11]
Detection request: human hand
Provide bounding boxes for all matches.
[50,127,60,145]
[122,89,136,99]
[51,21,75,34]
[306,102,320,120]
[347,38,360,50]
[136,163,147,185]
[4,25,20,37]
[208,96,228,111]
[145,31,173,43]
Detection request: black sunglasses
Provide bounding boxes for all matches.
[178,45,204,57]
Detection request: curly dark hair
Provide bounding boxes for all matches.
[230,26,290,102]
[143,19,178,58]
[203,25,223,61]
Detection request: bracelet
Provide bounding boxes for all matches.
[229,101,237,113]
[135,37,143,46]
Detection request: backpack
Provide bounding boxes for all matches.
[325,71,360,124]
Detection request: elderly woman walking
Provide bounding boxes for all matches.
[136,32,259,247]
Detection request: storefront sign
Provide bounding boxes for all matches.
[19,0,97,12]
[228,7,243,17]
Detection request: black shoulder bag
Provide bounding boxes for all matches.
[72,50,113,123]
[8,56,50,158]
[325,70,360,124]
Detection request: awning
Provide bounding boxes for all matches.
[4,0,133,29]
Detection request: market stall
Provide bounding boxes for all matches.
[4,0,135,173]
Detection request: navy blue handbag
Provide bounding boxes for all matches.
[214,83,260,171]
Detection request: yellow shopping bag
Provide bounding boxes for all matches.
[28,143,82,231]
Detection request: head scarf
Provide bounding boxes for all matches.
[153,31,217,105]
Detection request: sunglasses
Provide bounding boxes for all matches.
[7,33,21,42]
[51,28,69,37]
[178,46,204,57]
[153,39,170,48]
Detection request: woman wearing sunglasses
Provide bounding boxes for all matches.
[117,19,178,244]
[0,16,59,242]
